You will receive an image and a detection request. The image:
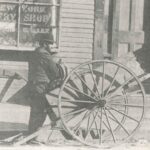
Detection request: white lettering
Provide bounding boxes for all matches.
[23,27,29,33]
[23,14,31,22]
[0,12,16,21]
[10,14,16,20]
[23,14,50,23]
[22,5,28,12]
[0,4,16,11]
[43,15,50,23]
[6,4,16,11]
[32,28,49,33]
[0,4,6,11]
[22,5,46,13]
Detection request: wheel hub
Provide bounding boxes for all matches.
[97,99,106,108]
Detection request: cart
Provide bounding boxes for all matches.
[0,60,148,147]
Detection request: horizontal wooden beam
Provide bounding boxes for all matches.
[60,37,93,43]
[61,8,94,15]
[62,18,94,24]
[61,28,93,34]
[61,13,94,19]
[61,32,93,39]
[61,23,94,29]
[60,47,92,53]
[60,42,93,48]
[115,31,144,44]
[62,0,94,5]
[62,3,94,10]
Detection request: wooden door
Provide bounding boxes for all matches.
[111,0,144,58]
[94,0,145,60]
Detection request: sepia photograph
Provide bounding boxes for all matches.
[0,0,150,150]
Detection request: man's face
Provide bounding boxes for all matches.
[44,42,52,52]
[47,43,52,50]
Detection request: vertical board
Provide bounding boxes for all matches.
[119,0,130,31]
[118,0,130,56]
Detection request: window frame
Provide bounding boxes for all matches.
[0,0,60,51]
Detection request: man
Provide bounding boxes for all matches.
[28,33,60,135]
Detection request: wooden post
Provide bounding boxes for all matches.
[111,0,121,58]
[93,0,105,60]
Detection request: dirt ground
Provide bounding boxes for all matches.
[0,142,150,150]
[1,132,150,150]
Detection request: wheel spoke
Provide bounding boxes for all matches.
[99,108,103,144]
[84,108,100,139]
[66,115,79,124]
[98,114,110,132]
[108,106,139,123]
[73,110,90,134]
[62,99,96,104]
[103,108,116,143]
[93,114,101,141]
[65,85,97,102]
[109,103,144,108]
[102,62,105,97]
[63,108,86,117]
[90,75,101,98]
[67,78,85,98]
[88,64,101,98]
[100,110,125,127]
[105,66,120,96]
[86,115,91,136]
[106,108,130,136]
[64,87,79,99]
[106,76,135,99]
[74,71,99,100]
[73,108,96,135]
[80,74,89,95]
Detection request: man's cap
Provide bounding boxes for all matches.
[36,33,54,44]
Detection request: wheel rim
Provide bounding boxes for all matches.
[58,60,145,147]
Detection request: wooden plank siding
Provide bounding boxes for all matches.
[59,0,95,68]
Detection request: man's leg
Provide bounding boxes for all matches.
[28,93,48,134]
[45,100,57,122]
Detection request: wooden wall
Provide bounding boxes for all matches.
[56,0,95,69]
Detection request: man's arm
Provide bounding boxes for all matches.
[39,51,60,78]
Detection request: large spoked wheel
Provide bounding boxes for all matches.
[58,60,145,147]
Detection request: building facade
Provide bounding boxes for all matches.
[0,0,146,131]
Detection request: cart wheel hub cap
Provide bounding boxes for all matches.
[97,99,106,107]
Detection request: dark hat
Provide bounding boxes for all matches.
[43,33,54,43]
[37,33,54,44]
